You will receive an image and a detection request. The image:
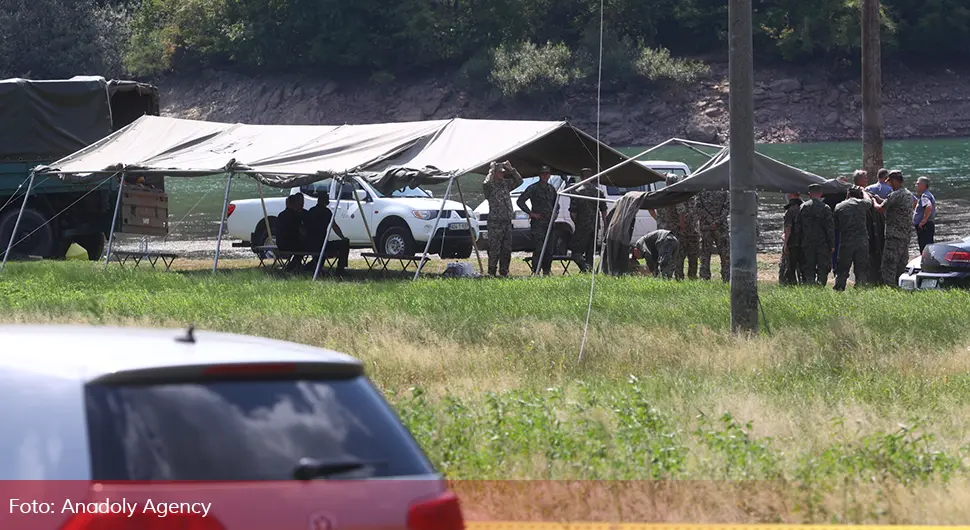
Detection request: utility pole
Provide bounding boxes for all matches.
[729,0,758,334]
[861,0,883,184]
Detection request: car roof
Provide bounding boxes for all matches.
[0,325,361,383]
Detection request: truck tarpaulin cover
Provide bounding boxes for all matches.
[40,115,665,192]
[0,76,114,161]
[636,148,850,210]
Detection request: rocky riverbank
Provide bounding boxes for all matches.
[158,61,970,146]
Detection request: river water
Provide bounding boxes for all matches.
[159,138,968,253]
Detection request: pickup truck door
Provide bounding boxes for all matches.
[333,180,374,245]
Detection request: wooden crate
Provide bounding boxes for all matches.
[120,187,169,237]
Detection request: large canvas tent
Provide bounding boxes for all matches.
[39,115,664,191]
[3,115,665,277]
[635,147,851,210]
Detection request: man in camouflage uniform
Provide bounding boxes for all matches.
[832,187,872,291]
[631,229,680,279]
[568,168,607,273]
[517,165,558,275]
[482,160,523,277]
[652,173,697,280]
[779,193,803,285]
[796,183,835,286]
[696,189,730,282]
[872,171,917,286]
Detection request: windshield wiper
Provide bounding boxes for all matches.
[292,457,385,480]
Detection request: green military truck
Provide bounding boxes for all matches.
[0,76,160,260]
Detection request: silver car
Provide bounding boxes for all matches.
[0,325,464,530]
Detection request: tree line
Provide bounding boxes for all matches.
[1,0,968,97]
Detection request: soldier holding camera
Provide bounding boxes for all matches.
[483,160,523,277]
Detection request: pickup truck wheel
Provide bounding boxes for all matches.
[0,206,57,258]
[251,219,278,259]
[451,244,473,259]
[379,226,415,257]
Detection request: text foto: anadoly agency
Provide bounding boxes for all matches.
[11,498,212,518]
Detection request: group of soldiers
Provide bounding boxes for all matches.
[482,160,937,288]
[643,173,732,281]
[482,163,733,280]
[482,161,606,277]
[780,168,937,290]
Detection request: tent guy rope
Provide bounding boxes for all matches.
[577,0,607,362]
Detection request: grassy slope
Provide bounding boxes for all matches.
[2,261,970,522]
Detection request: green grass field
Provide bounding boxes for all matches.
[2,261,970,523]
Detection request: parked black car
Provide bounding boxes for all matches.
[899,234,970,290]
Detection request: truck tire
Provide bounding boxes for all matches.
[0,206,58,258]
[378,226,416,257]
[74,234,106,260]
[251,218,278,259]
[449,243,473,259]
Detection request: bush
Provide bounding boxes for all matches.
[632,46,709,86]
[124,0,233,76]
[0,0,130,79]
[489,41,579,99]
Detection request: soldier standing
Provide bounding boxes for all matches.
[568,168,607,273]
[652,174,692,279]
[679,193,701,280]
[517,165,558,275]
[696,189,730,282]
[631,229,680,279]
[833,187,873,291]
[779,192,803,285]
[796,184,835,286]
[865,168,891,284]
[482,160,523,277]
[871,171,916,286]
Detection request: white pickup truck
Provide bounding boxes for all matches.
[226,176,480,258]
[473,160,691,253]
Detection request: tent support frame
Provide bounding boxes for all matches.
[453,176,484,275]
[0,170,36,273]
[413,176,456,281]
[213,171,234,272]
[257,182,273,245]
[560,137,724,196]
[103,172,126,268]
[350,180,378,253]
[313,178,344,281]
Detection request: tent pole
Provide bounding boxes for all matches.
[0,170,36,273]
[350,182,378,253]
[212,172,234,273]
[257,182,273,244]
[534,180,566,277]
[313,178,343,281]
[560,141,675,196]
[452,176,484,276]
[413,176,455,281]
[103,172,126,268]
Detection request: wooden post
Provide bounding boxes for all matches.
[862,0,884,184]
[729,0,759,334]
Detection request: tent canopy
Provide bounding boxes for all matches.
[40,115,664,193]
[637,148,850,210]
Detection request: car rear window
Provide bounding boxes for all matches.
[84,376,434,481]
